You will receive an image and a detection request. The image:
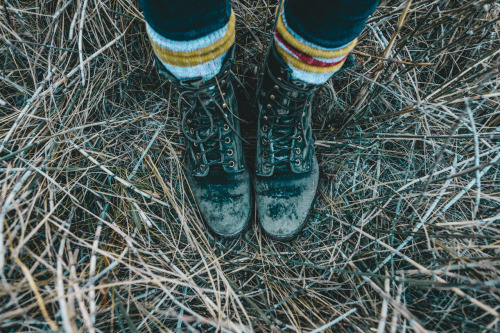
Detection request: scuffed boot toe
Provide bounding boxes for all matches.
[254,160,319,240]
[256,192,314,240]
[189,170,252,238]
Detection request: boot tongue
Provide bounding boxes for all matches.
[273,111,294,160]
[196,91,224,163]
[276,106,289,116]
[194,125,221,163]
[273,163,292,175]
[185,77,208,89]
[271,92,300,162]
[204,138,220,162]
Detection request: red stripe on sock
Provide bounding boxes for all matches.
[275,31,348,68]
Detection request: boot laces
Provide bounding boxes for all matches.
[263,83,317,167]
[179,86,235,167]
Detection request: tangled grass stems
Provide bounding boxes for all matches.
[1,0,499,332]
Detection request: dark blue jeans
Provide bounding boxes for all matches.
[138,0,379,48]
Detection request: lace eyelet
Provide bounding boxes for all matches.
[302,112,306,117]
[225,137,231,144]
[262,151,269,158]
[222,103,227,108]
[267,104,272,109]
[295,159,301,166]
[190,128,194,134]
[270,95,275,100]
[274,85,279,90]
[200,164,206,170]
[196,153,201,159]
[261,138,267,146]
[262,125,268,133]
[228,161,235,168]
[295,148,301,154]
[223,124,230,131]
[298,125,302,130]
[227,149,233,156]
[193,142,198,147]
[263,116,268,121]
[297,136,303,142]
[221,79,226,85]
[187,119,192,124]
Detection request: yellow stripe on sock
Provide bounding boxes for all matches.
[276,14,356,59]
[274,41,348,73]
[150,11,235,67]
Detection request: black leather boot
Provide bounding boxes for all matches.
[254,45,321,240]
[157,48,252,237]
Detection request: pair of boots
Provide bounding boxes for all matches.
[158,45,321,240]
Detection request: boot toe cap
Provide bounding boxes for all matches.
[198,192,252,237]
[190,171,252,238]
[255,165,319,240]
[257,194,314,239]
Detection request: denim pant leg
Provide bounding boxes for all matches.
[138,0,231,40]
[284,0,380,48]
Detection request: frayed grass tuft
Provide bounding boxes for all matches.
[0,1,499,332]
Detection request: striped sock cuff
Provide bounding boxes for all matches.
[274,13,356,85]
[147,11,235,81]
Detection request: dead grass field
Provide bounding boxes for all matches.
[1,0,499,332]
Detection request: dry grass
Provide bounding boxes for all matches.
[1,0,500,332]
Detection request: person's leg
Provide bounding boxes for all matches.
[275,0,379,84]
[254,0,379,240]
[139,1,252,237]
[138,0,234,80]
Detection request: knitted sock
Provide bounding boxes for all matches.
[147,11,235,81]
[274,12,357,85]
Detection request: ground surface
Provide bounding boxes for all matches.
[1,0,499,332]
